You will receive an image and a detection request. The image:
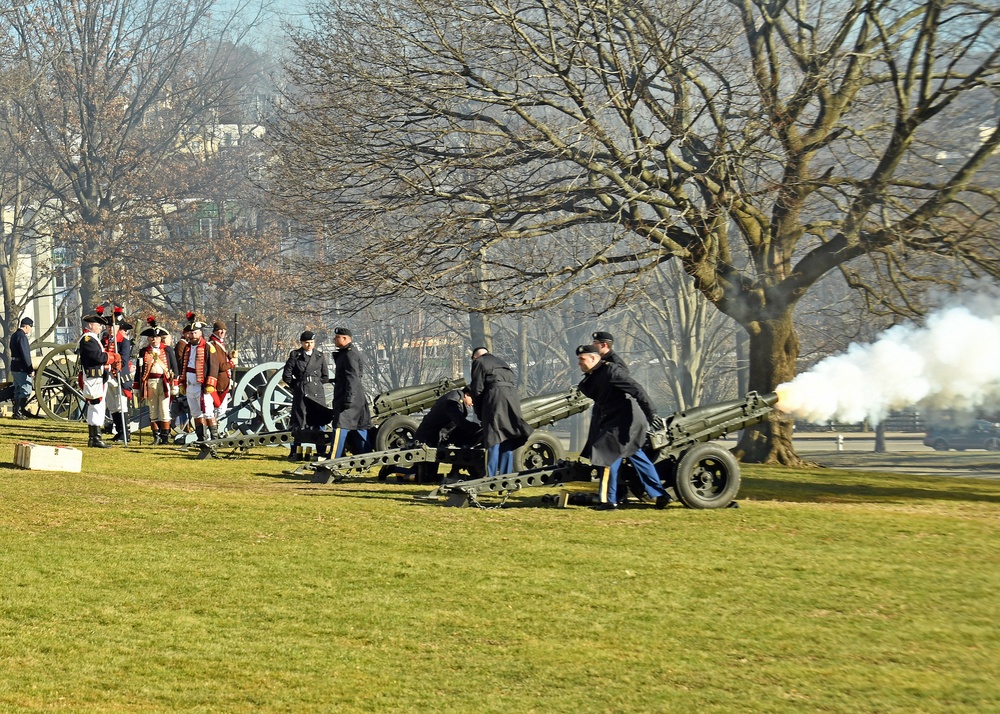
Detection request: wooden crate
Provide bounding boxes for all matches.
[13,442,83,473]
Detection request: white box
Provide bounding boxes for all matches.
[13,442,83,473]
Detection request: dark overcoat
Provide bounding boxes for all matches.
[283,348,332,430]
[9,329,32,373]
[578,360,655,467]
[470,352,533,450]
[331,343,372,430]
[414,389,482,447]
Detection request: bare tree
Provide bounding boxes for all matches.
[273,0,1000,463]
[0,0,264,314]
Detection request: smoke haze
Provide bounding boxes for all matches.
[776,289,1000,425]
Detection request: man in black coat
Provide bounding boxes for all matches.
[283,330,333,460]
[591,330,629,372]
[470,347,533,476]
[80,311,114,448]
[414,386,481,448]
[575,344,668,510]
[330,327,372,457]
[9,317,34,419]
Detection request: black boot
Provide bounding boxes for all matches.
[207,422,220,441]
[89,425,112,449]
[111,412,128,442]
[12,398,27,420]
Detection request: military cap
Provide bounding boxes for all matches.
[334,327,352,337]
[19,317,33,327]
[576,344,600,355]
[300,330,316,341]
[592,331,614,343]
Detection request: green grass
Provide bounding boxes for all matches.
[1,420,999,712]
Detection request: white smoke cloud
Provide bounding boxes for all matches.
[776,288,1000,425]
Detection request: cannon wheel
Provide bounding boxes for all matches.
[674,443,741,509]
[32,342,86,421]
[227,361,284,434]
[374,414,420,451]
[514,431,564,471]
[261,368,295,432]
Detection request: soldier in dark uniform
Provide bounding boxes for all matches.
[414,386,481,448]
[103,306,133,443]
[591,330,628,372]
[9,317,34,419]
[79,310,114,448]
[470,347,533,476]
[575,344,668,511]
[283,330,333,461]
[330,327,372,458]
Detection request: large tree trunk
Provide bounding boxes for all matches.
[80,263,101,320]
[469,313,491,352]
[732,311,802,465]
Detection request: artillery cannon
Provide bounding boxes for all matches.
[420,391,779,509]
[307,387,593,484]
[194,377,467,458]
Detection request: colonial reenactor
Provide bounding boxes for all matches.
[9,316,34,419]
[175,313,195,372]
[79,309,115,448]
[470,347,533,476]
[591,331,629,372]
[414,386,481,448]
[181,314,224,442]
[135,317,178,445]
[102,305,133,443]
[172,315,195,434]
[208,320,237,424]
[282,330,333,461]
[330,327,372,458]
[575,344,668,511]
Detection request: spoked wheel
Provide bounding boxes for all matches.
[513,431,564,470]
[261,368,296,433]
[674,443,741,509]
[32,343,85,421]
[227,361,285,434]
[373,414,419,451]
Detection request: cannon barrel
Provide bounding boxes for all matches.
[647,390,778,454]
[520,388,592,429]
[370,378,467,421]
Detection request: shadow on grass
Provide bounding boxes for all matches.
[744,475,1000,505]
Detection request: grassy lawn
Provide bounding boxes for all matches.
[1,419,998,712]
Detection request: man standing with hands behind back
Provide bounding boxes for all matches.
[330,327,372,458]
[9,317,35,419]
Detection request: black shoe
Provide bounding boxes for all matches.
[593,502,618,511]
[655,495,671,510]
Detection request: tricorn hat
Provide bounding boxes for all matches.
[112,305,133,331]
[83,305,111,326]
[139,316,170,338]
[184,311,208,331]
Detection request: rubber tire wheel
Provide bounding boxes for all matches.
[373,414,420,451]
[513,431,564,471]
[674,442,741,509]
[932,438,949,451]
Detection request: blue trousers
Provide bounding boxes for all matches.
[12,371,32,399]
[331,428,370,458]
[599,448,665,504]
[486,443,515,477]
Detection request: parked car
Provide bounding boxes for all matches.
[923,419,1000,451]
